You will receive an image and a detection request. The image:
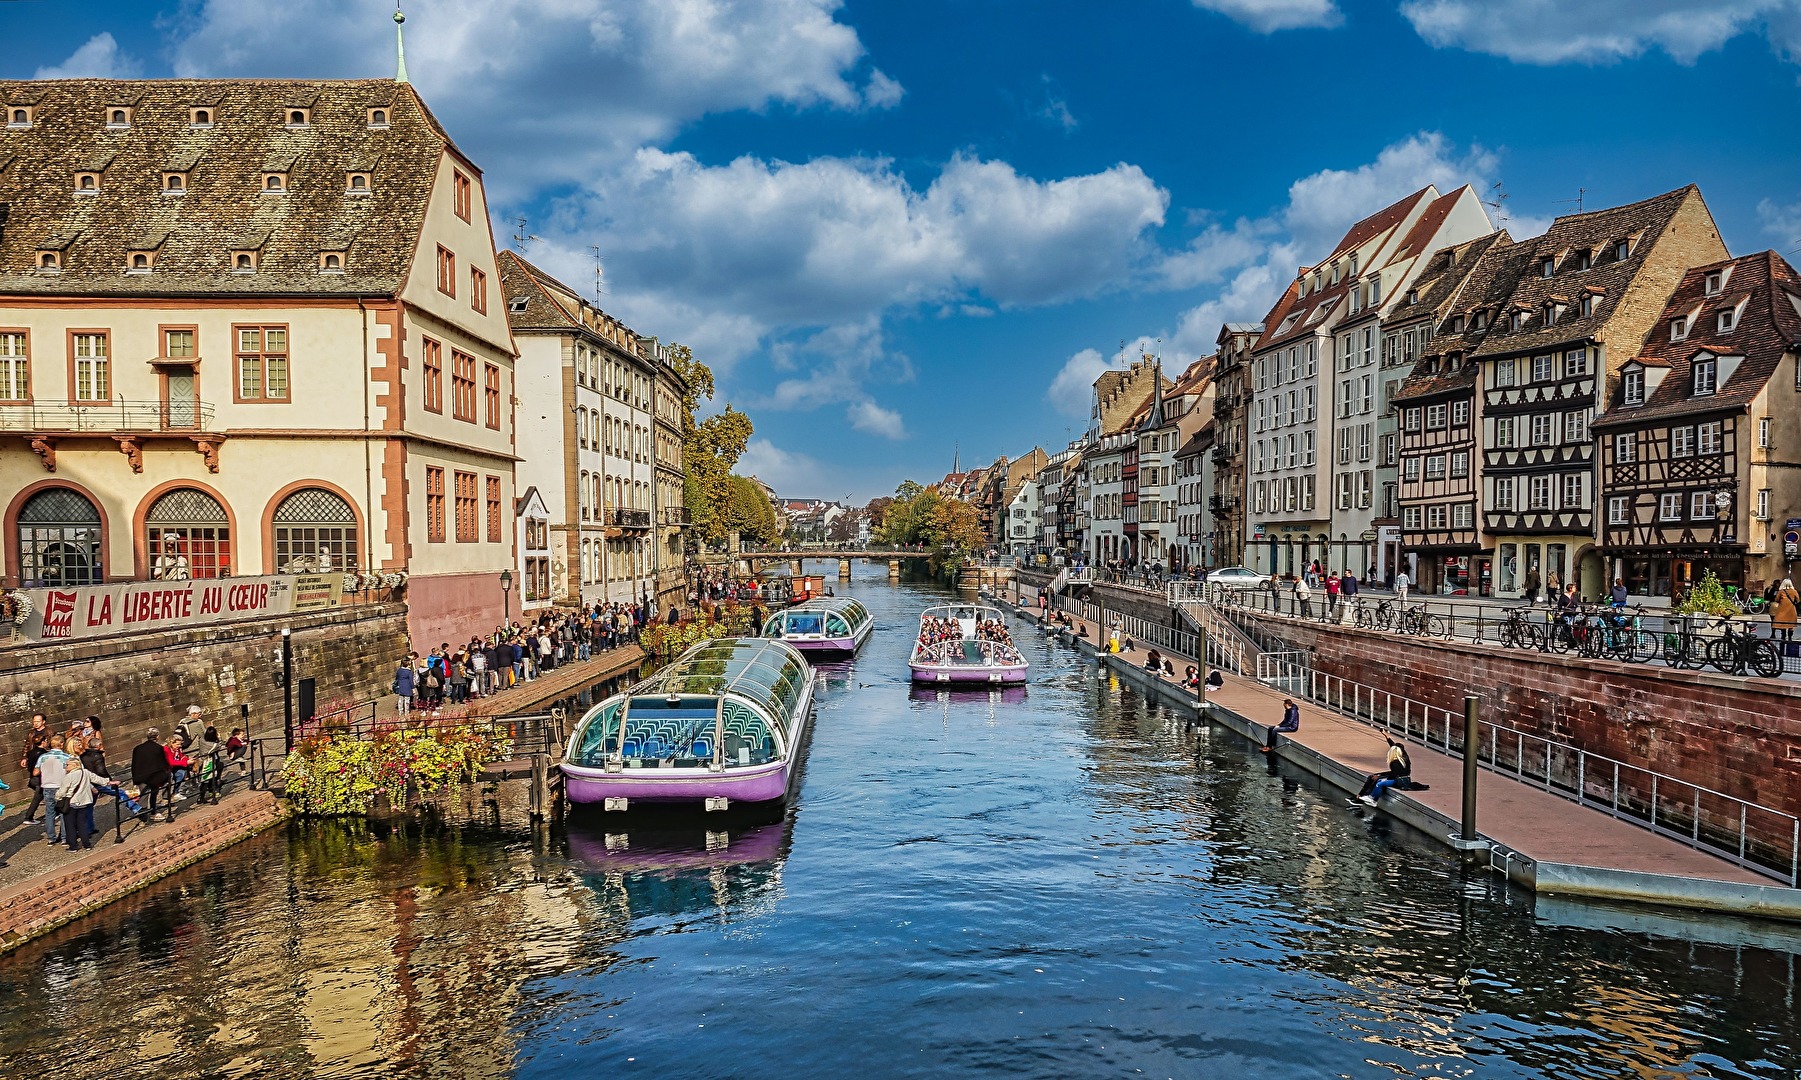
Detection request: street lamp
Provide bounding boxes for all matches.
[500,568,513,626]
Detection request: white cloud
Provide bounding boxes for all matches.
[166,0,899,195]
[847,400,908,439]
[1759,197,1801,246]
[34,33,142,80]
[1400,0,1801,65]
[1192,0,1343,33]
[738,438,830,495]
[1045,337,1162,417]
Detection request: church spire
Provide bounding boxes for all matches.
[953,442,960,474]
[393,5,410,84]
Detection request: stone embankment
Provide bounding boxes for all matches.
[0,789,288,954]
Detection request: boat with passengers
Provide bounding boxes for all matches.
[560,637,816,811]
[908,603,1027,685]
[761,595,873,657]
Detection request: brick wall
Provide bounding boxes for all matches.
[0,790,287,954]
[1,602,406,792]
[1237,610,1801,820]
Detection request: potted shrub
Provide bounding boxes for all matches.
[1671,570,1739,636]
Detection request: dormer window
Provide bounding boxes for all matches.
[162,172,188,195]
[1348,254,1359,276]
[1544,303,1563,326]
[262,172,287,194]
[367,108,389,128]
[1405,288,1418,305]
[1473,311,1487,331]
[106,107,131,129]
[318,252,345,274]
[190,107,214,128]
[74,172,101,194]
[1613,239,1631,261]
[126,252,154,274]
[1329,262,1340,286]
[1449,315,1465,334]
[285,107,310,128]
[1718,307,1738,334]
[1670,316,1689,341]
[1693,357,1717,396]
[6,106,30,129]
[36,251,61,273]
[508,296,529,314]
[1510,311,1526,332]
[1623,369,1645,406]
[345,172,371,194]
[1540,256,1555,278]
[232,250,258,274]
[1580,293,1598,318]
[1705,268,1730,296]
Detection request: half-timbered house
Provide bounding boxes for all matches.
[1592,251,1801,599]
[1469,186,1728,600]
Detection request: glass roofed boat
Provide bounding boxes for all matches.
[761,595,873,656]
[560,638,816,811]
[908,603,1027,685]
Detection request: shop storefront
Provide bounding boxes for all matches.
[1410,549,1492,596]
[1492,536,1596,602]
[1600,548,1745,603]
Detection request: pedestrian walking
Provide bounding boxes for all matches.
[1394,568,1411,605]
[34,736,70,845]
[1771,579,1800,644]
[1325,572,1341,619]
[393,658,416,714]
[18,712,50,824]
[59,757,97,850]
[1294,577,1312,620]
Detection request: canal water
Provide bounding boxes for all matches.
[3,564,1799,1078]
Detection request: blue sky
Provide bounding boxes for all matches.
[6,0,1801,500]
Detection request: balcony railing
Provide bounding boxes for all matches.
[1210,447,1233,465]
[660,506,693,526]
[608,508,653,529]
[0,399,216,433]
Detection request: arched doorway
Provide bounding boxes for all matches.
[272,487,360,572]
[17,487,104,586]
[145,487,232,578]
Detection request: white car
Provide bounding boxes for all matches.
[1207,566,1269,590]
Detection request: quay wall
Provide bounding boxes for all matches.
[0,602,407,793]
[0,790,288,955]
[1232,609,1801,822]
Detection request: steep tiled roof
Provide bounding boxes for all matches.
[1392,186,1470,262]
[1469,186,1702,361]
[0,78,453,296]
[1594,250,1801,429]
[1393,233,1532,405]
[1384,231,1509,328]
[1329,186,1433,260]
[497,249,582,332]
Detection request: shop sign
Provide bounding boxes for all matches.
[16,573,344,643]
[1360,530,1377,542]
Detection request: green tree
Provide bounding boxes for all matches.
[669,343,756,542]
[720,474,778,544]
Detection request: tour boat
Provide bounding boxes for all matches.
[560,637,816,811]
[908,603,1028,685]
[761,595,873,656]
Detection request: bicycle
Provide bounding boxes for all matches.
[1500,606,1545,651]
[1705,617,1782,678]
[1400,606,1448,638]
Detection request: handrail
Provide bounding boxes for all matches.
[1252,652,1800,886]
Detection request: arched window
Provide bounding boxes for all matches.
[145,487,231,579]
[272,487,358,572]
[17,488,104,586]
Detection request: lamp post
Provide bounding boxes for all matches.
[500,568,513,627]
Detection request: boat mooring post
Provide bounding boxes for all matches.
[1458,694,1484,864]
[1193,623,1208,725]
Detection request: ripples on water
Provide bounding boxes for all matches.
[2,568,1799,1079]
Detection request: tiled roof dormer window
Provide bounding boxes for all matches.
[1612,238,1631,261]
[367,107,390,129]
[1539,256,1556,278]
[1544,302,1564,326]
[262,172,287,194]
[1573,249,1592,271]
[508,296,529,314]
[1510,310,1526,332]
[1693,356,1717,396]
[105,107,132,129]
[190,107,214,128]
[126,251,155,274]
[232,250,259,274]
[36,250,62,274]
[74,172,101,194]
[1670,316,1689,341]
[1449,314,1465,333]
[285,107,310,128]
[6,106,30,129]
[345,171,371,194]
[1405,288,1418,305]
[318,251,345,274]
[1580,293,1598,317]
[162,171,188,195]
[1623,368,1645,406]
[1718,305,1739,334]
[1704,267,1731,296]
[1472,311,1487,331]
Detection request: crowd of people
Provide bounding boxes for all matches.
[974,618,1014,647]
[14,705,246,850]
[393,601,651,712]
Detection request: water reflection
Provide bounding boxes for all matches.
[567,819,790,925]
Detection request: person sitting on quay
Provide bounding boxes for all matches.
[163,738,194,804]
[1358,736,1424,805]
[1144,648,1163,673]
[1262,698,1300,753]
[1204,669,1223,693]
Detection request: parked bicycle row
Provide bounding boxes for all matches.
[1209,585,1801,680]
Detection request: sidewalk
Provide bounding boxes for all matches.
[1011,600,1801,918]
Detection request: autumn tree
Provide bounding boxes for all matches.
[669,343,755,542]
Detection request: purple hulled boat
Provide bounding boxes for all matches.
[762,595,873,657]
[560,637,816,812]
[908,603,1028,685]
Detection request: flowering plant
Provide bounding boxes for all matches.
[280,724,512,816]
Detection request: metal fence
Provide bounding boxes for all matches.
[1253,651,1800,886]
[1210,584,1801,679]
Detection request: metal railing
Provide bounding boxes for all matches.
[1253,651,1800,886]
[246,709,570,793]
[0,399,216,432]
[608,508,653,529]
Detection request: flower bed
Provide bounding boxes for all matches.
[280,725,512,817]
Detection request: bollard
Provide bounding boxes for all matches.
[1460,694,1480,860]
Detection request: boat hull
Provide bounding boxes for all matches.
[781,618,873,657]
[909,662,1027,685]
[562,760,791,804]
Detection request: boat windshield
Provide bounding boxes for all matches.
[766,597,868,638]
[566,638,809,767]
